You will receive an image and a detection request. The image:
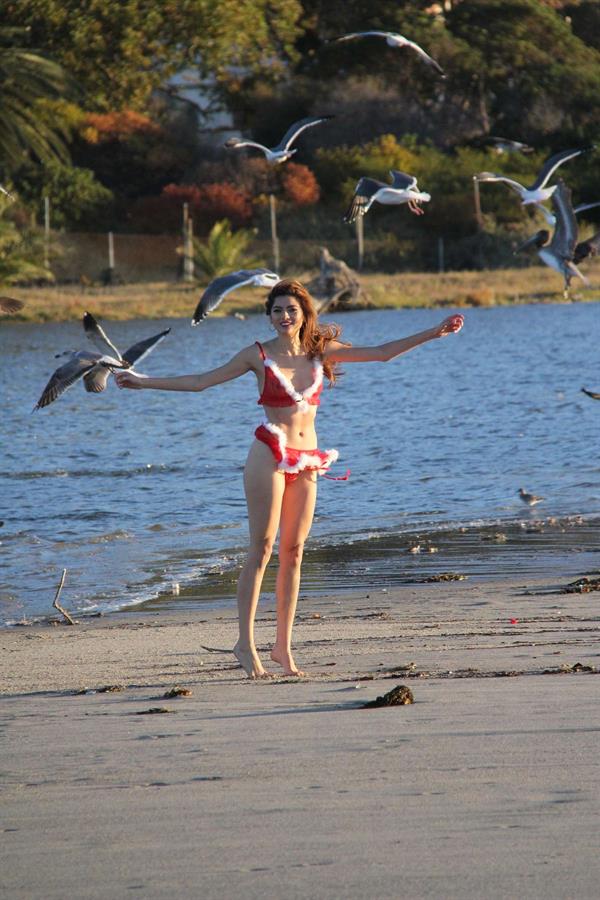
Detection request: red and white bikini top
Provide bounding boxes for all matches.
[256,342,323,411]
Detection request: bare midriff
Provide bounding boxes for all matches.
[261,405,319,449]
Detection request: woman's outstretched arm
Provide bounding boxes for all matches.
[115,345,256,392]
[324,314,464,364]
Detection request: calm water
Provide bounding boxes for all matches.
[1,303,600,624]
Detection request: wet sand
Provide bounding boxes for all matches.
[2,567,600,899]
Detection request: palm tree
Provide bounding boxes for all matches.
[0,27,72,170]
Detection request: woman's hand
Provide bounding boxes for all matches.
[115,371,147,390]
[432,314,464,338]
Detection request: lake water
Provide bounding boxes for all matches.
[1,303,600,625]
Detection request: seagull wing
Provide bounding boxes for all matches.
[224,138,270,155]
[35,352,100,409]
[401,38,445,75]
[475,172,527,195]
[0,296,24,314]
[530,146,592,191]
[343,177,386,224]
[389,170,417,190]
[192,271,258,324]
[574,201,600,217]
[573,230,600,265]
[83,311,122,359]
[83,367,111,394]
[549,180,577,260]
[121,328,171,366]
[335,31,392,42]
[275,116,333,152]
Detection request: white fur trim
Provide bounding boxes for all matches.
[260,420,338,476]
[263,357,323,407]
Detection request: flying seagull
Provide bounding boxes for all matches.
[335,31,444,76]
[344,170,431,224]
[518,488,544,506]
[0,296,24,314]
[192,269,280,325]
[486,136,534,154]
[514,180,588,296]
[224,116,333,164]
[35,313,170,409]
[581,387,600,400]
[475,146,594,206]
[534,200,600,229]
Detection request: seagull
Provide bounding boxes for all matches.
[0,296,24,314]
[581,387,600,400]
[343,170,431,224]
[35,313,170,409]
[486,136,534,154]
[519,488,544,506]
[475,146,594,207]
[534,200,600,228]
[192,269,280,325]
[514,180,588,295]
[335,31,444,76]
[224,116,333,164]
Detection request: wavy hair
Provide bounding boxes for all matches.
[265,280,348,384]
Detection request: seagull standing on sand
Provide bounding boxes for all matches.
[224,116,333,164]
[519,488,544,506]
[335,31,445,76]
[192,269,280,325]
[475,146,594,207]
[35,313,170,409]
[514,180,588,295]
[344,170,431,224]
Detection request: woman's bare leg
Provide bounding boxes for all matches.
[271,471,317,676]
[234,441,285,678]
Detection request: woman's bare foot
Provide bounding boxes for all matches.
[233,642,272,679]
[270,645,306,677]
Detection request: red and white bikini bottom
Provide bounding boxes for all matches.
[254,422,348,483]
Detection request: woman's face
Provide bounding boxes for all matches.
[270,295,304,338]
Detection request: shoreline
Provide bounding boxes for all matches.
[3,566,600,899]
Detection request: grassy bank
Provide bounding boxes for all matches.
[4,261,600,323]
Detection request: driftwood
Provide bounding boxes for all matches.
[306,247,372,313]
[52,568,76,625]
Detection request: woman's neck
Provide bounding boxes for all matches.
[272,335,303,356]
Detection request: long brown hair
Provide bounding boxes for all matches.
[265,280,347,384]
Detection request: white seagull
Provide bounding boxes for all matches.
[35,313,170,409]
[335,31,444,76]
[192,269,280,325]
[514,180,588,295]
[486,136,534,154]
[344,170,431,224]
[224,115,333,164]
[475,146,594,207]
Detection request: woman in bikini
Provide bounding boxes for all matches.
[115,279,463,679]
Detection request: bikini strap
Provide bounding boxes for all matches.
[255,341,266,361]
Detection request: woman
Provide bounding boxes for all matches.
[116,279,463,679]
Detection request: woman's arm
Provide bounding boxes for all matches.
[115,345,256,392]
[324,314,464,363]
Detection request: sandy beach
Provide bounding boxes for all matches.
[2,564,600,900]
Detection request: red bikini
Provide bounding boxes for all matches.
[254,342,347,483]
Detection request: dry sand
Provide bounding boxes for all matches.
[2,572,600,899]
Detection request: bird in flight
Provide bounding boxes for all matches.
[192,269,279,325]
[335,31,444,77]
[581,387,600,400]
[344,170,430,224]
[35,313,170,409]
[475,146,594,207]
[534,200,600,229]
[224,116,333,164]
[514,180,588,296]
[0,296,24,314]
[485,136,534,155]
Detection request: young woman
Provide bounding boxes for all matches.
[116,280,463,679]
